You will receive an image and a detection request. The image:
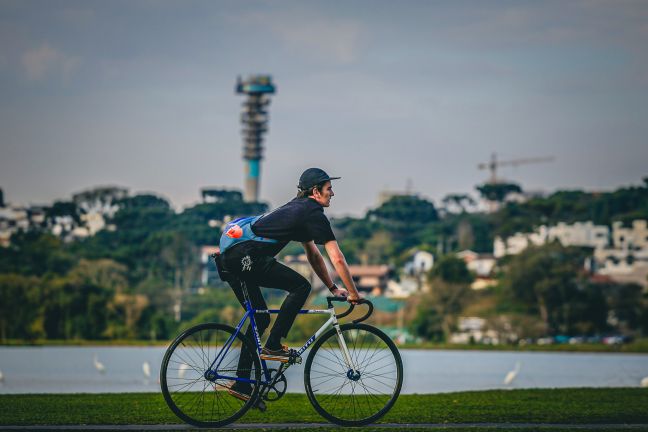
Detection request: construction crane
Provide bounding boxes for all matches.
[478,153,554,184]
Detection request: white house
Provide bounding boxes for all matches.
[403,250,434,276]
[494,226,548,258]
[593,226,648,290]
[612,220,648,250]
[494,221,609,258]
[547,221,609,249]
[456,250,496,277]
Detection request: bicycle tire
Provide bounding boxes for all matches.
[160,322,262,428]
[304,323,403,426]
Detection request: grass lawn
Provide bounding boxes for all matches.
[1,388,647,427]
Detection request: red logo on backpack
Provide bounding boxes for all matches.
[226,225,243,239]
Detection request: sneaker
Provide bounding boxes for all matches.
[225,381,266,411]
[260,344,291,363]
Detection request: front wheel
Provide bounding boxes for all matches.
[304,323,403,426]
[160,322,262,428]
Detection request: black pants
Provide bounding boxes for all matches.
[222,243,311,380]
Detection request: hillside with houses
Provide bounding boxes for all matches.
[0,178,647,345]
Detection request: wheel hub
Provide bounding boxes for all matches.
[204,369,217,381]
[346,369,361,381]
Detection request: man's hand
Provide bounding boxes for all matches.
[331,285,360,304]
[330,286,348,298]
[346,291,360,305]
[331,286,360,304]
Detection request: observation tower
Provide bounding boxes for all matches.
[235,75,276,202]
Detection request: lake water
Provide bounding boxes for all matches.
[0,346,646,394]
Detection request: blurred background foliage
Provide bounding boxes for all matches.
[0,178,647,342]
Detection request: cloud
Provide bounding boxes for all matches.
[231,10,366,64]
[21,43,80,81]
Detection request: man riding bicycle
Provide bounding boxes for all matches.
[217,167,361,403]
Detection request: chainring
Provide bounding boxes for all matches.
[263,368,288,401]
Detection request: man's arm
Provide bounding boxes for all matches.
[302,240,360,303]
[302,240,335,290]
[324,240,360,303]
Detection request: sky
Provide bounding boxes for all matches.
[1,0,647,216]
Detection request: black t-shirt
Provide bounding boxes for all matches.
[249,197,336,256]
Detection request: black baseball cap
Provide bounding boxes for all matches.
[298,168,341,190]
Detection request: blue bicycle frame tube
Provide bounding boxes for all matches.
[208,300,344,385]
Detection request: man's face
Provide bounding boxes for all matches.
[313,181,334,207]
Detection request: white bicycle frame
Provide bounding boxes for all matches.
[255,305,357,371]
[210,285,361,385]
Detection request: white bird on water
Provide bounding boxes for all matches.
[142,361,151,379]
[93,354,106,374]
[504,362,521,385]
[641,377,648,388]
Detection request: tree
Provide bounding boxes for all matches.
[368,195,438,224]
[160,233,200,322]
[362,230,395,265]
[0,274,42,341]
[500,243,589,335]
[40,277,104,340]
[442,194,476,214]
[601,281,644,335]
[421,255,474,339]
[476,182,522,203]
[67,259,128,294]
[0,232,73,276]
[410,301,444,342]
[429,254,474,284]
[46,201,82,224]
[457,219,475,250]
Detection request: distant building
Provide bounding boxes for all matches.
[398,250,434,295]
[548,221,609,249]
[0,205,30,246]
[494,227,548,258]
[494,221,609,257]
[384,279,419,298]
[282,254,332,291]
[403,250,434,276]
[593,247,648,290]
[457,250,498,290]
[348,265,392,295]
[456,250,496,277]
[612,220,648,250]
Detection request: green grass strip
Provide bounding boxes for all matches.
[1,388,647,426]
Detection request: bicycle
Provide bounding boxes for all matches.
[160,279,403,428]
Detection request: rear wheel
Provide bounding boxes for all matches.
[304,323,403,426]
[160,323,261,427]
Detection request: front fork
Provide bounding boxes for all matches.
[334,324,361,381]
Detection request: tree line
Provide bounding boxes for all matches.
[0,178,647,342]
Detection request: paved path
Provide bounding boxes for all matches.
[1,424,648,430]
